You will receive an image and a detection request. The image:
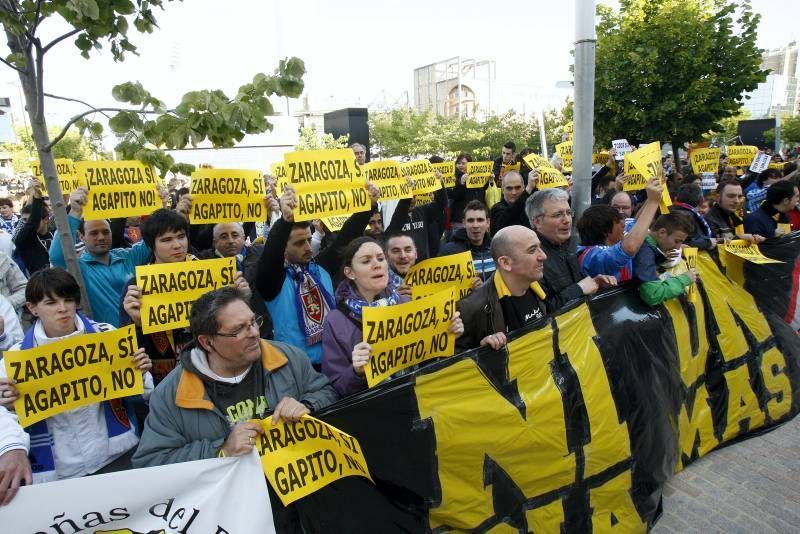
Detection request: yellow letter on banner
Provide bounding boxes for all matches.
[321,215,350,232]
[622,156,648,191]
[283,149,364,186]
[362,160,412,201]
[189,168,266,223]
[292,181,371,222]
[466,162,494,189]
[253,415,372,505]
[523,153,553,171]
[32,158,84,194]
[137,257,236,334]
[689,147,721,175]
[362,288,456,388]
[400,159,441,194]
[3,325,143,427]
[404,251,475,299]
[555,141,573,172]
[724,240,783,264]
[77,160,161,220]
[589,470,646,532]
[726,146,758,167]
[415,324,575,531]
[626,141,661,179]
[537,168,569,189]
[431,161,456,188]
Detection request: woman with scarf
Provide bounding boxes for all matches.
[0,268,152,496]
[321,237,464,397]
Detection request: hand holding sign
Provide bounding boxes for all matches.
[272,396,311,424]
[222,421,264,457]
[352,341,372,376]
[122,285,143,326]
[0,376,19,410]
[280,185,297,222]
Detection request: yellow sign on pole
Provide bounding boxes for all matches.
[254,415,372,505]
[3,325,143,427]
[137,257,236,334]
[556,141,573,172]
[465,161,494,188]
[405,251,475,299]
[362,288,456,387]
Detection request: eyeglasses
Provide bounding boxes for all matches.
[214,316,263,338]
[545,210,574,220]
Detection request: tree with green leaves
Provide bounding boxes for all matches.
[764,115,800,147]
[594,0,766,154]
[369,105,572,160]
[0,125,107,174]
[295,125,349,151]
[0,0,304,311]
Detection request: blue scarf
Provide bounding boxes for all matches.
[336,280,401,323]
[22,313,137,478]
[674,202,712,238]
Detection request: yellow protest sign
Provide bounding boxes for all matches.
[292,180,371,222]
[254,415,372,505]
[768,162,784,170]
[137,257,236,334]
[500,162,520,177]
[414,193,435,204]
[466,161,494,188]
[776,223,792,236]
[626,141,662,179]
[3,325,143,427]
[405,251,475,299]
[32,158,84,194]
[592,152,610,165]
[189,169,267,224]
[77,160,161,220]
[283,149,364,186]
[523,153,553,171]
[536,167,569,189]
[362,160,412,201]
[622,155,647,191]
[556,141,573,172]
[270,162,287,181]
[682,247,698,302]
[76,160,160,189]
[724,240,783,264]
[563,121,574,140]
[321,215,350,232]
[400,159,441,195]
[362,288,456,387]
[432,161,456,188]
[690,147,721,175]
[660,185,673,214]
[726,146,758,167]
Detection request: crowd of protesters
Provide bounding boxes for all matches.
[0,139,796,529]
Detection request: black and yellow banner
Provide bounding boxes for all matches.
[296,234,800,532]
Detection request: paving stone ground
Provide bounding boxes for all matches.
[652,415,800,533]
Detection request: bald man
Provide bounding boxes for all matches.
[456,225,548,351]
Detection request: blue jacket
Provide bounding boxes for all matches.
[50,214,151,326]
[743,204,786,238]
[577,242,634,282]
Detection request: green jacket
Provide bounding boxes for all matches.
[634,235,693,306]
[132,339,338,468]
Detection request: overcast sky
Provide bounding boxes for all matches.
[0,0,796,127]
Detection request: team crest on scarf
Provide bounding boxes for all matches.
[302,285,324,324]
[108,398,131,429]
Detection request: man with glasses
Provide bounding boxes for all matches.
[134,286,338,527]
[526,189,616,313]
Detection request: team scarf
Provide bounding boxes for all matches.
[337,279,401,323]
[288,263,335,346]
[674,202,712,238]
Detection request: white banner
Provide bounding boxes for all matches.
[0,451,274,534]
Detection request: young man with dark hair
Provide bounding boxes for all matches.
[492,141,517,183]
[743,180,799,238]
[254,184,378,368]
[744,168,782,213]
[440,200,495,282]
[634,212,697,306]
[705,179,765,243]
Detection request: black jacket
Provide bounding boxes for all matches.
[704,203,742,238]
[490,192,531,235]
[450,168,489,221]
[537,232,584,313]
[670,204,714,250]
[13,196,52,274]
[385,187,448,260]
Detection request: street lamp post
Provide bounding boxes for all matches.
[573,0,596,219]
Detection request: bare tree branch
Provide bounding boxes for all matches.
[44,107,165,151]
[0,55,25,73]
[42,28,80,54]
[43,92,112,119]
